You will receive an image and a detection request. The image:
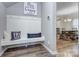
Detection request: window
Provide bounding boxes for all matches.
[72,19,78,29]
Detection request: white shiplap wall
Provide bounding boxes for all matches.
[7,15,41,39]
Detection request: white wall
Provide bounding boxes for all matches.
[6,2,42,17]
[41,2,56,51]
[0,2,42,55]
[57,19,73,31]
[7,15,41,39]
[62,21,73,31]
[0,2,6,53]
[56,20,61,28]
[78,2,79,43]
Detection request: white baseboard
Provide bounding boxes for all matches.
[0,48,8,56]
[41,43,58,55]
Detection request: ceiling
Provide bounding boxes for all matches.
[2,2,17,8]
[3,2,78,9]
[57,2,78,19]
[2,2,78,19]
[57,2,78,11]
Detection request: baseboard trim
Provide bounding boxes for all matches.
[41,43,58,55]
[0,48,8,56]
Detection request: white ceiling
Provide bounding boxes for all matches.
[2,2,17,8]
[57,2,77,11]
[57,2,78,19]
[3,2,78,10]
[2,2,78,19]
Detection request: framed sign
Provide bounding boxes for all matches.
[24,2,37,15]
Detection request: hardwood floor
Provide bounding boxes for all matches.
[57,39,77,49]
[1,41,79,57]
[56,37,79,57]
[1,44,55,57]
[57,44,79,57]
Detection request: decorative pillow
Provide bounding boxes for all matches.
[27,33,41,38]
[3,31,11,41]
[11,31,21,40]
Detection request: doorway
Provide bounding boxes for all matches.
[56,2,78,49]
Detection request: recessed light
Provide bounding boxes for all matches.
[64,19,67,22]
[67,19,72,22]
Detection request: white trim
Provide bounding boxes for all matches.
[41,43,58,55]
[0,48,8,56]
